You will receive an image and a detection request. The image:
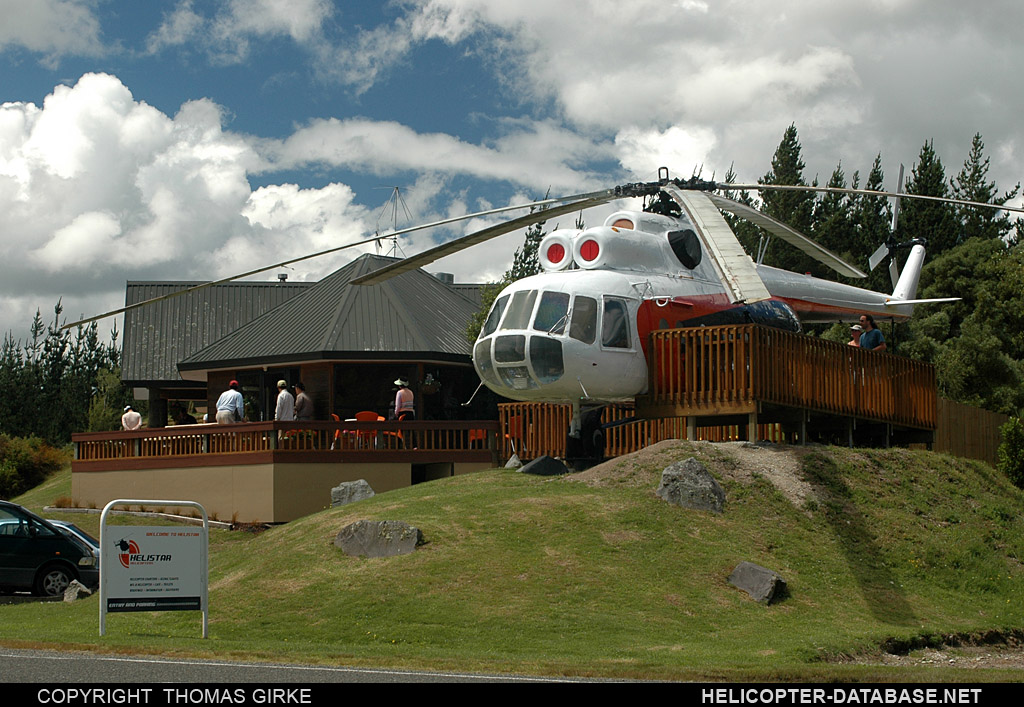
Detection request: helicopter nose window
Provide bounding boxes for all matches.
[602,298,630,349]
[611,218,634,230]
[474,340,499,386]
[500,290,537,330]
[482,294,509,338]
[533,291,570,334]
[530,337,564,383]
[494,335,526,362]
[569,295,597,344]
[667,229,702,270]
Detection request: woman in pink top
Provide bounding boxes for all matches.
[394,378,415,420]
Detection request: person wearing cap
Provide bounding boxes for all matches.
[121,405,142,431]
[848,324,863,347]
[216,380,245,424]
[275,379,295,421]
[394,378,415,421]
[294,381,313,421]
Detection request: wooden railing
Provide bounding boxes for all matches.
[644,324,937,429]
[73,420,500,464]
[497,402,686,460]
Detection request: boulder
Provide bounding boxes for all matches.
[520,455,570,476]
[63,580,93,602]
[331,479,375,508]
[656,457,726,513]
[728,561,787,604]
[504,454,523,469]
[334,520,423,558]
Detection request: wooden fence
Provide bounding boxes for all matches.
[74,420,499,464]
[643,324,937,429]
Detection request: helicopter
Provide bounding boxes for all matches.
[348,167,1023,456]
[65,167,1022,457]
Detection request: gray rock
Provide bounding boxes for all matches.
[728,561,787,604]
[331,479,375,508]
[520,455,570,476]
[504,454,522,469]
[656,457,726,513]
[63,580,93,602]
[334,520,423,558]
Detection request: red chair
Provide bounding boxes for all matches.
[354,410,380,448]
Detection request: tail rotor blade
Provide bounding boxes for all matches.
[868,242,890,272]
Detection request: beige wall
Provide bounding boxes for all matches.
[73,459,493,523]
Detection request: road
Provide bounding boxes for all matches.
[0,648,584,683]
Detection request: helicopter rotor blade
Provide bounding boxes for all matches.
[868,241,890,272]
[60,188,629,331]
[722,182,1024,215]
[349,193,618,286]
[705,193,867,278]
[666,187,772,304]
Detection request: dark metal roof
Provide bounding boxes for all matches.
[178,254,479,372]
[122,280,312,385]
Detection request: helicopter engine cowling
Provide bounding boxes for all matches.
[539,230,578,271]
[572,226,667,273]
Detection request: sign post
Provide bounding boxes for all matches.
[99,499,209,638]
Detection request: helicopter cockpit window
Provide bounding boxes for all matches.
[667,229,702,270]
[602,298,630,349]
[500,290,537,331]
[569,296,597,344]
[611,218,634,230]
[533,291,570,335]
[482,294,508,338]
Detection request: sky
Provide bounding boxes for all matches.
[2,0,1023,341]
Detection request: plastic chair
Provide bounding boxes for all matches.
[354,410,380,448]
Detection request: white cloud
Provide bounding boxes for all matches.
[0,73,377,335]
[0,0,105,62]
[267,117,605,193]
[147,0,333,61]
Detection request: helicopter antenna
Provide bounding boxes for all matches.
[375,186,414,258]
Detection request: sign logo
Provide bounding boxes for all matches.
[115,538,140,568]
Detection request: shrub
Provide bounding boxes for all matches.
[0,434,69,499]
[997,417,1024,489]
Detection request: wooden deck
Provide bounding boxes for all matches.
[636,323,937,440]
[71,420,500,522]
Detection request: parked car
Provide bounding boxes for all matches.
[48,520,100,567]
[0,500,99,596]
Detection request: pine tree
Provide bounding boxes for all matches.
[811,162,852,277]
[759,124,817,273]
[898,140,958,256]
[951,133,1019,243]
[850,154,893,293]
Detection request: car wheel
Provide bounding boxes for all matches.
[35,565,75,597]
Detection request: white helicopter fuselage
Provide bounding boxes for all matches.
[472,207,924,405]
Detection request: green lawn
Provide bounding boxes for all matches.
[3,443,1023,681]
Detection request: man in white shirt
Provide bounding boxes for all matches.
[121,405,142,430]
[216,380,245,424]
[275,380,295,421]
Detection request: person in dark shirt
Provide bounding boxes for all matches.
[858,314,887,351]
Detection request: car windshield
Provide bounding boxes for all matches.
[52,522,99,549]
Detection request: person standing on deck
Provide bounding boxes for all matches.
[216,380,245,424]
[275,380,295,421]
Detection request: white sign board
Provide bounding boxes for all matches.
[99,499,209,637]
[104,526,203,612]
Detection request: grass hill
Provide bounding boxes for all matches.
[4,441,1024,681]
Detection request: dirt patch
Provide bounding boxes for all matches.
[568,439,819,509]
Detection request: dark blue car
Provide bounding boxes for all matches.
[0,500,99,596]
